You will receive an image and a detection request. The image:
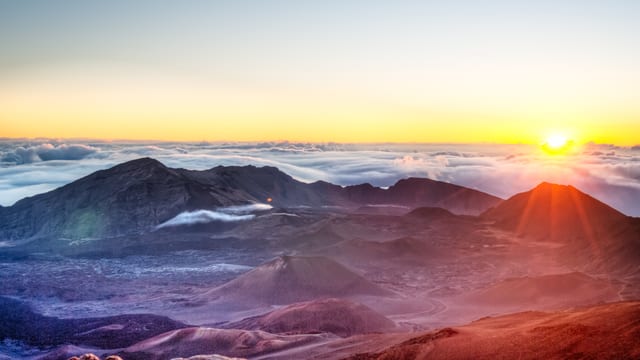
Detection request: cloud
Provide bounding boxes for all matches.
[156,210,255,228]
[0,140,639,216]
[220,203,274,214]
[155,203,273,228]
[1,143,98,165]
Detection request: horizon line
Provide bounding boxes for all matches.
[1,136,637,148]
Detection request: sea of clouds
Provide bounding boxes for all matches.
[1,139,639,216]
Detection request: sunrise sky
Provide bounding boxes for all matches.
[1,0,639,145]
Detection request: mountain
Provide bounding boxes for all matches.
[200,255,391,307]
[375,178,501,215]
[0,158,201,241]
[224,298,396,337]
[347,301,640,360]
[0,157,501,243]
[483,182,640,274]
[484,182,629,241]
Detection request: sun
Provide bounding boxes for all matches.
[546,134,569,149]
[542,134,573,154]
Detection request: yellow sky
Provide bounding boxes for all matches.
[2,2,639,145]
[1,80,637,145]
[1,61,637,145]
[0,64,640,145]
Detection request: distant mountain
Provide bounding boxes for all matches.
[374,178,501,215]
[224,298,396,337]
[200,255,392,306]
[0,157,501,243]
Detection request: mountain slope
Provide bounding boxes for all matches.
[0,158,501,243]
[464,272,621,310]
[347,301,640,360]
[224,298,396,337]
[120,327,325,360]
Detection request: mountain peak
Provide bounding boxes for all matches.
[392,177,439,188]
[532,182,575,191]
[113,157,166,170]
[96,157,171,179]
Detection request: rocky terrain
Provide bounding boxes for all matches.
[0,158,638,359]
[346,301,640,360]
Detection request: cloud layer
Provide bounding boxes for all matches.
[1,143,98,164]
[1,140,639,216]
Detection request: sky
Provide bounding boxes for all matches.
[1,140,640,216]
[1,0,639,144]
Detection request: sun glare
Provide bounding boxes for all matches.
[546,135,568,149]
[542,134,573,154]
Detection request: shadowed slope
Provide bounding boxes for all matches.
[0,296,185,349]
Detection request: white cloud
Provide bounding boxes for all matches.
[155,204,272,228]
[220,203,274,214]
[155,210,255,228]
[1,143,98,165]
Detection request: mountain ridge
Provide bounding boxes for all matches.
[0,157,502,242]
